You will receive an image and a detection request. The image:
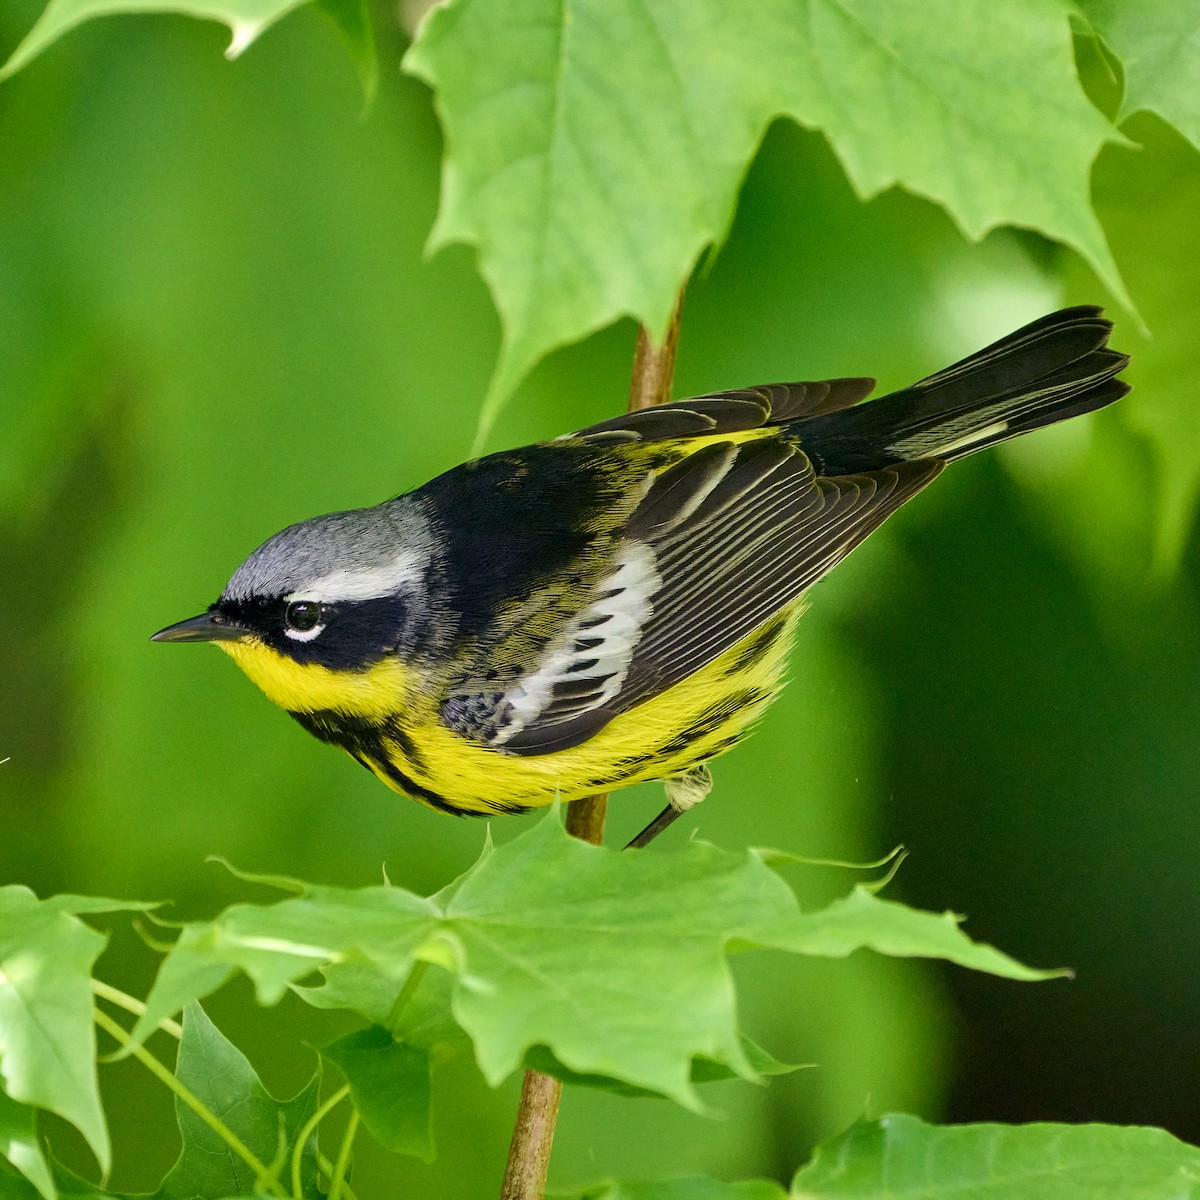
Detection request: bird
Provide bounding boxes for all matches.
[153,306,1129,847]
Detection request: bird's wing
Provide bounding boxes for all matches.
[489,445,938,753]
[439,382,940,755]
[564,377,877,443]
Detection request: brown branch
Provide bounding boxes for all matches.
[561,288,686,848]
[497,287,686,1200]
[499,1070,563,1200]
[627,289,685,411]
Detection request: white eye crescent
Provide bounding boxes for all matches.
[284,600,325,641]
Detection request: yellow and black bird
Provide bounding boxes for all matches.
[154,307,1128,845]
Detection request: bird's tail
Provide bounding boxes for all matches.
[794,306,1129,474]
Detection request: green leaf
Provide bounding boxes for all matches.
[132,886,442,1044]
[0,1164,44,1200]
[1082,0,1200,151]
[790,1113,1200,1198]
[572,1181,785,1200]
[139,818,790,1108]
[0,887,113,1173]
[137,813,1052,1110]
[766,884,1066,982]
[0,0,307,80]
[437,815,790,1107]
[153,1003,321,1200]
[376,962,466,1058]
[0,1090,53,1200]
[295,922,469,1041]
[404,0,1129,442]
[314,0,377,107]
[0,0,375,92]
[323,1026,433,1160]
[524,1033,800,1098]
[47,1159,118,1200]
[297,960,441,1032]
[1076,117,1200,576]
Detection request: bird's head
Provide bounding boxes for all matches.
[152,500,433,715]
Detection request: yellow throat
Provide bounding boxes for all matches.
[218,639,412,719]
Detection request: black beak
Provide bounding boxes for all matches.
[151,611,246,643]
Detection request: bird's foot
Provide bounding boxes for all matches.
[625,764,713,849]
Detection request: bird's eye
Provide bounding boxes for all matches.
[285,601,323,633]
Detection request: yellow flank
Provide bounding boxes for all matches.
[218,639,414,720]
[217,602,805,813]
[379,600,807,814]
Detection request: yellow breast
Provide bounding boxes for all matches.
[216,599,803,816]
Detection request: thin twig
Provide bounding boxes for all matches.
[328,1108,360,1200]
[91,979,184,1040]
[498,287,686,1200]
[293,1085,350,1200]
[386,958,430,1030]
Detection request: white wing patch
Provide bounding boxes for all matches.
[493,542,660,744]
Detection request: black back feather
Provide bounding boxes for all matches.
[441,307,1129,758]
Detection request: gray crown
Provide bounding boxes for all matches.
[222,496,431,602]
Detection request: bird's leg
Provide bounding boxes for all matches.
[625,764,713,849]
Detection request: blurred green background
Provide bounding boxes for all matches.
[2,4,1198,1194]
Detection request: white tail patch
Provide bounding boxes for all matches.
[891,418,1009,460]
